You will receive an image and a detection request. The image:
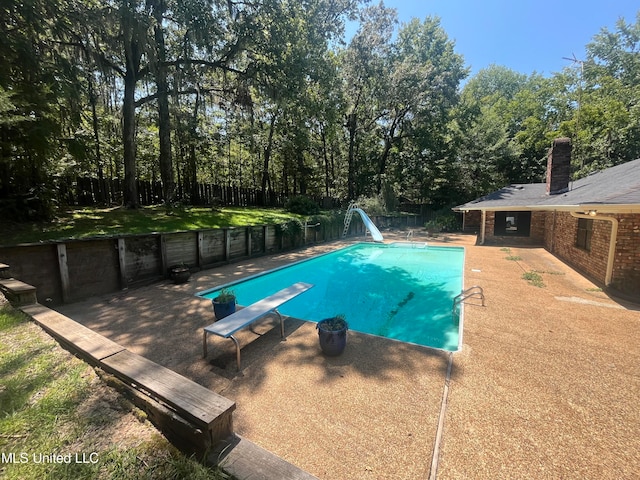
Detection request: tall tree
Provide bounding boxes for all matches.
[340,2,396,199]
[379,16,466,198]
[454,66,553,202]
[150,0,174,203]
[572,11,640,172]
[0,0,84,218]
[247,0,358,203]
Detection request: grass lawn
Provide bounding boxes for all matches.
[0,302,229,480]
[2,206,305,245]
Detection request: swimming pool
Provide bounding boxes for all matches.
[198,243,465,351]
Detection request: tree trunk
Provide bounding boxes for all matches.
[377,135,393,193]
[377,115,401,193]
[346,112,357,200]
[321,127,329,197]
[122,68,138,208]
[88,76,105,203]
[89,77,103,181]
[260,112,277,205]
[188,86,200,203]
[153,1,174,204]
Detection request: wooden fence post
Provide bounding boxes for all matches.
[56,244,71,303]
[117,238,128,289]
[263,225,268,253]
[225,229,231,262]
[160,235,169,275]
[197,232,204,269]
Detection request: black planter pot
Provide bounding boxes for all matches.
[316,318,348,356]
[212,298,236,320]
[169,267,191,284]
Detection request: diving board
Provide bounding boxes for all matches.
[203,282,314,369]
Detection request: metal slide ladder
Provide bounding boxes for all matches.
[452,286,485,317]
[342,203,358,237]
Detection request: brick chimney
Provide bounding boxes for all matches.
[546,137,572,195]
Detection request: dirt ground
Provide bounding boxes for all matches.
[54,230,640,480]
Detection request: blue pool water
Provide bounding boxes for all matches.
[198,243,465,351]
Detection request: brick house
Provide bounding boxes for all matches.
[454,138,640,301]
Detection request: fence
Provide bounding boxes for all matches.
[56,176,334,208]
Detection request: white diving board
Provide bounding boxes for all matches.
[203,282,314,370]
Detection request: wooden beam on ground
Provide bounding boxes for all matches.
[101,349,235,432]
[0,278,37,306]
[217,435,319,480]
[20,303,124,362]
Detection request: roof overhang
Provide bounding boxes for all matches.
[454,204,640,214]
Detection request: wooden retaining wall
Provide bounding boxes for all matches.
[0,214,423,305]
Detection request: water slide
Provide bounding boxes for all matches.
[352,208,384,242]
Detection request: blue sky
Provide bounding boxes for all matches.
[354,0,638,77]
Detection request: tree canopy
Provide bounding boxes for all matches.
[1,1,639,219]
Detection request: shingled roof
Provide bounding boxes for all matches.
[454,158,640,213]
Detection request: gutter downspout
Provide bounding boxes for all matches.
[570,211,618,286]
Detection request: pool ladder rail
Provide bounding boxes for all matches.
[452,286,485,317]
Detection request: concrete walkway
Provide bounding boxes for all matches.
[55,232,640,479]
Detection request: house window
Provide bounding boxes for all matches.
[576,218,593,251]
[494,211,532,237]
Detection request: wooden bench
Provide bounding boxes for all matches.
[203,282,313,369]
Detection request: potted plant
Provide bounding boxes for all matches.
[212,288,236,320]
[316,315,348,356]
[169,264,191,284]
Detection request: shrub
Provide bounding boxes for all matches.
[275,218,304,239]
[285,195,320,215]
[308,212,344,229]
[424,210,461,233]
[355,195,386,215]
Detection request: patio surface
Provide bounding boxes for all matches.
[55,231,640,479]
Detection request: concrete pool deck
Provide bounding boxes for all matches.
[55,231,640,479]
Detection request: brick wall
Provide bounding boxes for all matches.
[611,214,640,297]
[545,212,610,284]
[462,210,482,233]
[482,211,546,246]
[545,211,640,298]
[477,209,639,298]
